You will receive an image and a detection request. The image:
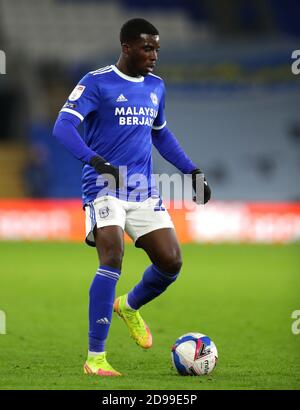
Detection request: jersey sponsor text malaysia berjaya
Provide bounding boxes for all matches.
[60,65,167,204]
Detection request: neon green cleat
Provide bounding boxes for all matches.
[83,352,122,377]
[114,294,152,349]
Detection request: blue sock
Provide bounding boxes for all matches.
[127,264,179,310]
[88,265,121,353]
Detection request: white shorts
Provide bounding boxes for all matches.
[85,196,174,246]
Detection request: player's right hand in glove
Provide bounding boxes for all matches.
[90,155,122,189]
[192,168,211,204]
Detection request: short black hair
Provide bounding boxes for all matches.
[120,18,159,44]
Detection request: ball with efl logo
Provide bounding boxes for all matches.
[171,332,218,376]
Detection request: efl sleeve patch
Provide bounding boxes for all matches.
[68,85,86,101]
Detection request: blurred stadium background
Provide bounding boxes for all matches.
[0,0,299,390]
[0,0,300,242]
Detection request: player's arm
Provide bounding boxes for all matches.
[53,112,119,181]
[151,126,211,204]
[52,75,119,182]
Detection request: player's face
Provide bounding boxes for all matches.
[127,34,160,76]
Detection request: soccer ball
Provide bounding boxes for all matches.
[171,332,218,376]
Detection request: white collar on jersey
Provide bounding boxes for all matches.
[112,65,144,82]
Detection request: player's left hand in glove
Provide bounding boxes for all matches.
[192,168,211,204]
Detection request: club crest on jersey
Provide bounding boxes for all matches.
[99,206,110,218]
[150,92,158,106]
[68,85,86,101]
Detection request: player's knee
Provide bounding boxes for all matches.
[167,258,182,276]
[159,250,182,276]
[100,247,124,270]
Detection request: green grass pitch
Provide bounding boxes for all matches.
[0,241,299,390]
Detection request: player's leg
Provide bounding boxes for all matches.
[128,227,182,308]
[84,196,126,376]
[114,228,181,349]
[84,225,124,376]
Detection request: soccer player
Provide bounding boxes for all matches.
[53,18,211,376]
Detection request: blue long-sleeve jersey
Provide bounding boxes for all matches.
[53,65,196,204]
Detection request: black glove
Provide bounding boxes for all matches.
[90,155,121,189]
[192,168,211,204]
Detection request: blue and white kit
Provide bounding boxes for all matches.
[53,64,197,243]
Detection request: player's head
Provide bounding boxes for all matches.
[119,18,160,77]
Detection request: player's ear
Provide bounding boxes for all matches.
[121,42,131,57]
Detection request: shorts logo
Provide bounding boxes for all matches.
[150,92,158,106]
[68,85,86,101]
[99,206,110,218]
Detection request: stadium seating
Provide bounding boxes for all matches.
[0,0,202,62]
